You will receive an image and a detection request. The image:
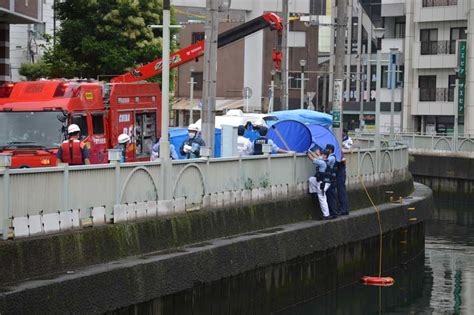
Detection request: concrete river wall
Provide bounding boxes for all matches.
[409,151,474,201]
[0,172,432,314]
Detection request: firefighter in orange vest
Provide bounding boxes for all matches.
[56,124,91,165]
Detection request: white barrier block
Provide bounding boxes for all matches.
[59,210,74,231]
[271,185,279,199]
[259,187,267,200]
[297,182,305,195]
[242,190,251,204]
[278,184,288,198]
[113,204,128,223]
[158,200,173,216]
[262,187,272,200]
[71,209,81,228]
[13,217,29,238]
[28,215,43,235]
[91,206,106,225]
[303,181,309,192]
[232,190,242,205]
[217,192,225,208]
[210,193,219,208]
[43,213,60,233]
[202,194,211,209]
[127,203,137,221]
[223,191,232,206]
[146,201,157,217]
[251,188,260,202]
[174,197,186,214]
[135,202,147,219]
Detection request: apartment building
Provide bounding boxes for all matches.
[171,0,330,125]
[9,0,55,82]
[385,0,472,134]
[0,0,44,83]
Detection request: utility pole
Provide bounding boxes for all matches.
[268,70,275,113]
[202,0,218,156]
[160,0,171,199]
[333,0,347,142]
[188,68,196,125]
[281,0,289,110]
[389,48,399,140]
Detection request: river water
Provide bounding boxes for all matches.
[277,197,474,314]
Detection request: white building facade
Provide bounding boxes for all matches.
[385,0,474,135]
[9,0,56,82]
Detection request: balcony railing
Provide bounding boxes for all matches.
[420,40,456,55]
[419,88,453,102]
[422,0,457,7]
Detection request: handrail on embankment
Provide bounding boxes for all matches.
[0,145,409,239]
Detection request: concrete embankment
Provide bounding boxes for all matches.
[0,175,432,314]
[409,150,474,201]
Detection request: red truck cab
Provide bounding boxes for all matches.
[0,80,161,168]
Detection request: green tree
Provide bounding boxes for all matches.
[42,0,176,80]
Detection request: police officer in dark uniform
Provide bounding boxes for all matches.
[324,144,338,217]
[253,126,288,155]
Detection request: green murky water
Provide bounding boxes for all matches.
[277,197,474,314]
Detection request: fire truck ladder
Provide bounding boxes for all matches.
[111,13,283,83]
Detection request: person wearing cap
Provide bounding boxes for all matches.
[252,126,289,155]
[114,133,131,163]
[180,123,206,159]
[150,133,179,161]
[56,124,91,165]
[324,144,339,217]
[307,148,334,220]
[237,125,253,156]
[342,128,353,150]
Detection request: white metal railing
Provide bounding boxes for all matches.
[0,146,409,239]
[354,132,474,152]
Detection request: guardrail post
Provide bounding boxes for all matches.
[108,149,122,205]
[62,164,69,211]
[1,153,12,240]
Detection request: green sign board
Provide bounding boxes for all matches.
[458,40,467,115]
[458,78,465,115]
[458,41,466,79]
[333,110,341,128]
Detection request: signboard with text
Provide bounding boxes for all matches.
[333,79,343,128]
[458,40,466,115]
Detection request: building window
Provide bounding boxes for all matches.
[289,72,302,89]
[91,113,104,135]
[419,76,436,101]
[422,0,457,7]
[191,32,205,44]
[394,17,405,38]
[310,0,326,15]
[420,29,438,55]
[450,27,467,54]
[192,72,203,90]
[448,75,456,102]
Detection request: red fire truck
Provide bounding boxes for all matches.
[0,13,282,168]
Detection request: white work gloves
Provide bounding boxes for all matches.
[183,144,193,153]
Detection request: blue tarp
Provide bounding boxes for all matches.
[307,124,342,161]
[170,128,221,159]
[267,120,312,153]
[270,109,333,129]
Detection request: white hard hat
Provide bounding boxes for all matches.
[67,124,80,134]
[253,119,265,127]
[188,123,199,132]
[118,133,131,144]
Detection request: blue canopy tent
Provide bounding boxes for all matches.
[170,128,221,159]
[267,120,313,153]
[307,124,342,161]
[269,109,333,129]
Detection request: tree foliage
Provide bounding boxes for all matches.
[31,0,177,80]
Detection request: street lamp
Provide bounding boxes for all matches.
[188,67,197,125]
[299,59,306,109]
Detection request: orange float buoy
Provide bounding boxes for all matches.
[360,276,395,287]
